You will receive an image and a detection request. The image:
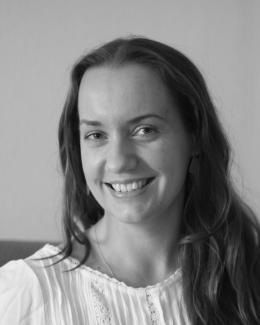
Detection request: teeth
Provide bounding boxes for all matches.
[111,180,148,192]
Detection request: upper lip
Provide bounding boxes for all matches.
[104,177,155,185]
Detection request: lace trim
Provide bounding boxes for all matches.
[145,289,160,324]
[42,244,181,292]
[91,279,112,325]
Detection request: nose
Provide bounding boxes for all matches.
[105,138,138,173]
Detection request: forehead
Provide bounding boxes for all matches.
[78,64,176,123]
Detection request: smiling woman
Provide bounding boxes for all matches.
[0,36,260,325]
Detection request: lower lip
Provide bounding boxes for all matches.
[105,179,155,198]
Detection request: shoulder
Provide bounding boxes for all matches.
[0,259,44,324]
[0,244,97,324]
[0,258,42,291]
[0,244,73,324]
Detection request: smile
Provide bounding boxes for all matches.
[105,178,154,193]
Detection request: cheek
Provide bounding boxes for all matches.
[154,143,190,179]
[80,149,99,182]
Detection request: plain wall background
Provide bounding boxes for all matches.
[0,0,259,241]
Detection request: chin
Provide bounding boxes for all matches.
[108,207,150,224]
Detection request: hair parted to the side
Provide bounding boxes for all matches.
[58,36,260,324]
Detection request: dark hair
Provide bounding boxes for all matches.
[58,36,260,324]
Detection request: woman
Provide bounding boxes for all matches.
[0,36,259,324]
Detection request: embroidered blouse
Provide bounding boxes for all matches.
[0,244,190,324]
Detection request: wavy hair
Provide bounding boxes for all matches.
[58,36,260,324]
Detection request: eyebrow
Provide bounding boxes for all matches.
[79,114,167,126]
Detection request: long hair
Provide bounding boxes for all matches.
[58,36,260,324]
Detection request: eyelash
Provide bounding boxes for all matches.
[83,125,157,142]
[133,125,156,136]
[83,132,105,141]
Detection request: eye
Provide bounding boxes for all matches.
[83,131,107,141]
[133,125,157,137]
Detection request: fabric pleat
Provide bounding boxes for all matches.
[0,244,191,325]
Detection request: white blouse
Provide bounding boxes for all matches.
[0,244,190,325]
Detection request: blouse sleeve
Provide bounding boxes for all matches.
[0,260,45,325]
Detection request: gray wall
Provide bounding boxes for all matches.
[1,0,259,241]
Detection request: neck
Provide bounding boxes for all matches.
[94,201,182,285]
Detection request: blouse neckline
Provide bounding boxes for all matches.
[42,243,182,292]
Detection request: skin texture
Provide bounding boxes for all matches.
[77,64,194,286]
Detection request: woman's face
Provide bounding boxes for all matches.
[78,64,193,224]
